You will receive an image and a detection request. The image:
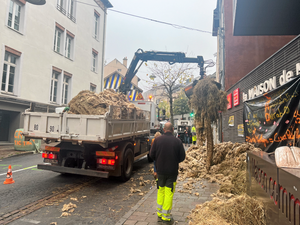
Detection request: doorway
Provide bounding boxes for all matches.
[0,110,10,141]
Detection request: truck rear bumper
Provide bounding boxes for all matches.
[37,164,109,178]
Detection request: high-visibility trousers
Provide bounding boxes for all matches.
[156,174,177,221]
[192,135,197,142]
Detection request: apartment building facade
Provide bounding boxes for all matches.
[0,0,112,143]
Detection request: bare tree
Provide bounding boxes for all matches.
[145,62,195,124]
[173,91,190,119]
[189,77,227,171]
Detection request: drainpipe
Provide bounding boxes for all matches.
[100,8,107,92]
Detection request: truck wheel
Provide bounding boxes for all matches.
[120,148,134,181]
[147,154,154,163]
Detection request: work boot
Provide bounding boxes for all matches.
[163,217,174,224]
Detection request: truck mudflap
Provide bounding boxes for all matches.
[37,164,109,178]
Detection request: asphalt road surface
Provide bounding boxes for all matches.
[0,153,155,225]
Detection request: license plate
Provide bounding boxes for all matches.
[44,159,58,164]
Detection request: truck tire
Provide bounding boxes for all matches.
[147,154,154,163]
[120,148,134,181]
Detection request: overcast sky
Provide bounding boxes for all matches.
[105,0,217,90]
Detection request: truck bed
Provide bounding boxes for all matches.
[22,106,150,144]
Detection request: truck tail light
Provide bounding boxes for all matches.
[42,152,57,159]
[108,159,115,165]
[97,158,115,165]
[48,153,57,159]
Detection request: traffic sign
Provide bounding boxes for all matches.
[136,93,144,100]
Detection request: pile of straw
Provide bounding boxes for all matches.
[179,142,266,224]
[68,89,139,116]
[188,194,266,225]
[178,142,260,195]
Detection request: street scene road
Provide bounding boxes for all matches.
[0,153,156,225]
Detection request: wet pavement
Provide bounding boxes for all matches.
[117,179,220,225]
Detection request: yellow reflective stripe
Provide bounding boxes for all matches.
[162,214,172,220]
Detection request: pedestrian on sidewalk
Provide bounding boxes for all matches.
[150,122,186,223]
[191,124,197,145]
[183,126,190,147]
[151,131,161,180]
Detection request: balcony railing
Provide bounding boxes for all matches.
[67,13,76,23]
[56,4,66,15]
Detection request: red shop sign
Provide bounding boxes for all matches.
[227,93,232,109]
[233,88,240,107]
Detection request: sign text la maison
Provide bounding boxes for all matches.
[243,63,300,102]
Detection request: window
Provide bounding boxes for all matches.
[92,49,98,72]
[2,52,17,93]
[7,0,24,32]
[57,0,76,22]
[1,47,21,94]
[94,10,100,39]
[65,31,74,59]
[50,70,60,103]
[54,23,65,54]
[67,0,76,22]
[54,29,62,53]
[118,69,121,72]
[90,83,96,92]
[62,75,70,104]
[57,0,66,14]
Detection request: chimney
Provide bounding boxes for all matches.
[123,57,128,68]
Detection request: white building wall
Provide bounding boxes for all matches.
[0,0,109,105]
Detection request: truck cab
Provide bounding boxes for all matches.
[133,101,159,135]
[176,120,192,143]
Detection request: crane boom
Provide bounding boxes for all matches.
[118,49,205,95]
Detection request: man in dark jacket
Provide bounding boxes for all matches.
[150,122,186,223]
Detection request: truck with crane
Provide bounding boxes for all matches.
[22,49,208,180]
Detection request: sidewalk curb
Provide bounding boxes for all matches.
[115,185,156,225]
[6,151,37,159]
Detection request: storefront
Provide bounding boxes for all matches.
[223,35,300,148]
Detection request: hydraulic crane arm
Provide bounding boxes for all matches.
[118,49,205,94]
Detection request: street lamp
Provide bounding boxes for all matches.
[26,0,46,5]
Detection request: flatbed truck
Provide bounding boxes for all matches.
[22,102,155,181]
